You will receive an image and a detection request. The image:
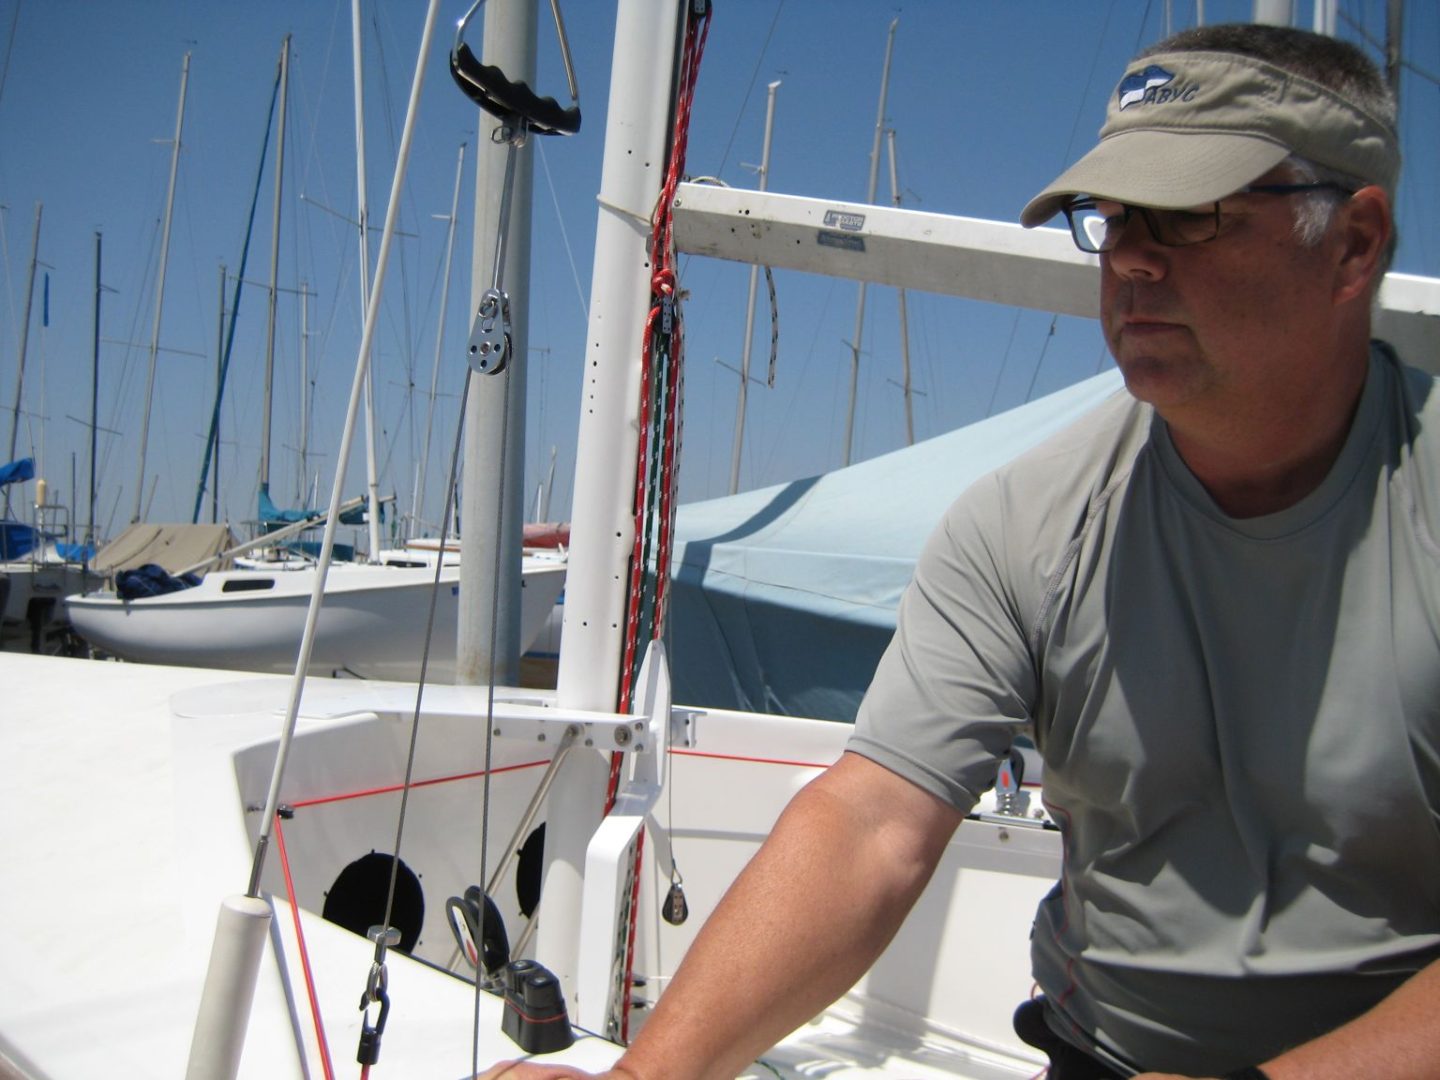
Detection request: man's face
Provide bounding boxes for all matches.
[1097,172,1342,418]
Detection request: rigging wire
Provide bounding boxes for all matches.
[710,0,786,178]
[537,136,590,323]
[0,0,19,115]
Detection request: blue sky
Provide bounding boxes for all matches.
[1,0,1437,545]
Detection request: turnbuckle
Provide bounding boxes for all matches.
[357,925,400,1066]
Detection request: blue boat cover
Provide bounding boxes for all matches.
[116,563,203,600]
[55,541,97,562]
[666,370,1124,722]
[260,488,375,528]
[0,521,37,560]
[0,458,35,487]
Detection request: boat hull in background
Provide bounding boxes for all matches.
[65,556,566,680]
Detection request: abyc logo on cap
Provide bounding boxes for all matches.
[1117,64,1199,109]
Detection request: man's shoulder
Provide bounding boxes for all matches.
[965,388,1150,510]
[934,386,1152,565]
[1375,340,1440,447]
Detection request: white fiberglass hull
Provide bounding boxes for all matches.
[63,556,566,680]
[0,652,1056,1079]
[0,556,101,651]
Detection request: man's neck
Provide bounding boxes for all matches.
[1165,351,1370,519]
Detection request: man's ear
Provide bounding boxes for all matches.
[1333,185,1391,305]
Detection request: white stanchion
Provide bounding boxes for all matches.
[184,895,273,1080]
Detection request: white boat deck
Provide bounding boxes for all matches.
[1,653,1051,1078]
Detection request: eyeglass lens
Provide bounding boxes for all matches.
[1066,202,1220,253]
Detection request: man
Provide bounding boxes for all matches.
[483,22,1439,1080]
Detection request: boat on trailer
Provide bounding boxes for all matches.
[63,550,566,680]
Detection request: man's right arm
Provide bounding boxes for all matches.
[479,750,966,1080]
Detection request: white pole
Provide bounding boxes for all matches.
[353,0,384,559]
[259,40,288,503]
[6,201,40,467]
[887,128,915,446]
[184,896,271,1080]
[133,53,190,523]
[728,80,780,496]
[544,0,685,1002]
[185,7,443,1073]
[414,142,468,536]
[1384,0,1403,113]
[1250,0,1290,26]
[299,279,310,500]
[457,0,536,686]
[842,17,898,468]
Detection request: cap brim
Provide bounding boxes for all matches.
[1020,128,1291,227]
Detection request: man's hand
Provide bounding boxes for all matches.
[474,1063,639,1080]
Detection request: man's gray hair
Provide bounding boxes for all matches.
[1282,153,1396,278]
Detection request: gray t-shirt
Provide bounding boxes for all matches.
[849,344,1440,1074]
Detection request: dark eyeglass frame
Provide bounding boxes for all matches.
[1061,182,1355,254]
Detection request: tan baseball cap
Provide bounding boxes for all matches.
[1021,49,1399,227]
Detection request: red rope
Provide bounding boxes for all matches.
[287,757,551,810]
[617,828,647,1044]
[608,2,714,1041]
[275,813,337,1080]
[669,748,832,770]
[615,6,712,720]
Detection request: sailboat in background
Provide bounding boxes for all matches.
[0,456,100,651]
[63,540,565,679]
[0,7,1059,1075]
[62,21,570,680]
[0,203,103,651]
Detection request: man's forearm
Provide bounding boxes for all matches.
[1257,957,1440,1080]
[1135,955,1440,1080]
[614,752,963,1080]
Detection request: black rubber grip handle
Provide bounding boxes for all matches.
[450,43,581,136]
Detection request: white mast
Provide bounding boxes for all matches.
[413,140,467,537]
[841,16,898,468]
[728,79,780,496]
[5,201,40,469]
[1385,0,1403,112]
[457,0,537,686]
[352,0,384,558]
[298,278,310,500]
[132,52,189,523]
[543,0,685,999]
[258,38,288,506]
[887,127,915,446]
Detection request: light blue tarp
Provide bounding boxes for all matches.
[259,488,371,529]
[667,369,1125,722]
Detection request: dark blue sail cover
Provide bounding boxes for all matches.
[0,458,35,487]
[115,563,203,600]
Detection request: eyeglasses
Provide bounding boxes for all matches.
[1061,182,1355,254]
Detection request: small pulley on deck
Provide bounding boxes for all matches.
[450,0,582,376]
[662,866,689,926]
[446,884,513,976]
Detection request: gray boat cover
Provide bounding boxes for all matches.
[91,523,236,578]
[667,369,1124,722]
